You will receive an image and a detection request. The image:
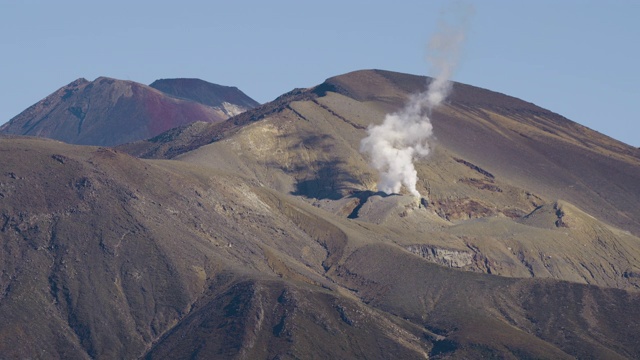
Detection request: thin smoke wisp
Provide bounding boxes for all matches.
[360,5,472,198]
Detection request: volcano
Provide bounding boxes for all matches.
[0,77,258,147]
[1,69,640,359]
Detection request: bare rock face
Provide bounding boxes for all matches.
[0,77,258,146]
[406,244,475,268]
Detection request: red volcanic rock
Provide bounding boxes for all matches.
[0,77,257,146]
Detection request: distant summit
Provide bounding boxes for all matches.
[150,78,259,116]
[0,77,258,146]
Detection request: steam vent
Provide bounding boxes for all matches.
[1,69,640,359]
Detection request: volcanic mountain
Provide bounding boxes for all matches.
[2,69,640,359]
[0,77,258,147]
[149,78,259,113]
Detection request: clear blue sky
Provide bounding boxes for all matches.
[1,0,638,146]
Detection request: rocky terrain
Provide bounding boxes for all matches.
[0,77,258,147]
[149,78,259,116]
[1,69,640,359]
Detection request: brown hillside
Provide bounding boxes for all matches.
[2,137,640,358]
[0,77,257,147]
[119,70,640,291]
[150,78,259,111]
[3,69,640,359]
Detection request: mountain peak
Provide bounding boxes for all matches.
[69,77,90,86]
[149,78,259,110]
[2,69,640,359]
[0,77,258,146]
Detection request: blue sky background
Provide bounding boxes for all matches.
[1,0,638,146]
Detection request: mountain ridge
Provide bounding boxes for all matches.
[149,78,260,111]
[1,69,640,359]
[0,76,258,147]
[119,69,640,236]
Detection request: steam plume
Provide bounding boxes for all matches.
[360,4,472,198]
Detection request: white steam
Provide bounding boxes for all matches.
[360,4,472,198]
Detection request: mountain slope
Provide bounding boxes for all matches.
[3,69,640,359]
[127,69,640,236]
[2,136,640,359]
[150,78,259,116]
[0,77,257,147]
[120,69,640,292]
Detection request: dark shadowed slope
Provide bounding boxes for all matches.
[150,78,259,114]
[0,77,256,147]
